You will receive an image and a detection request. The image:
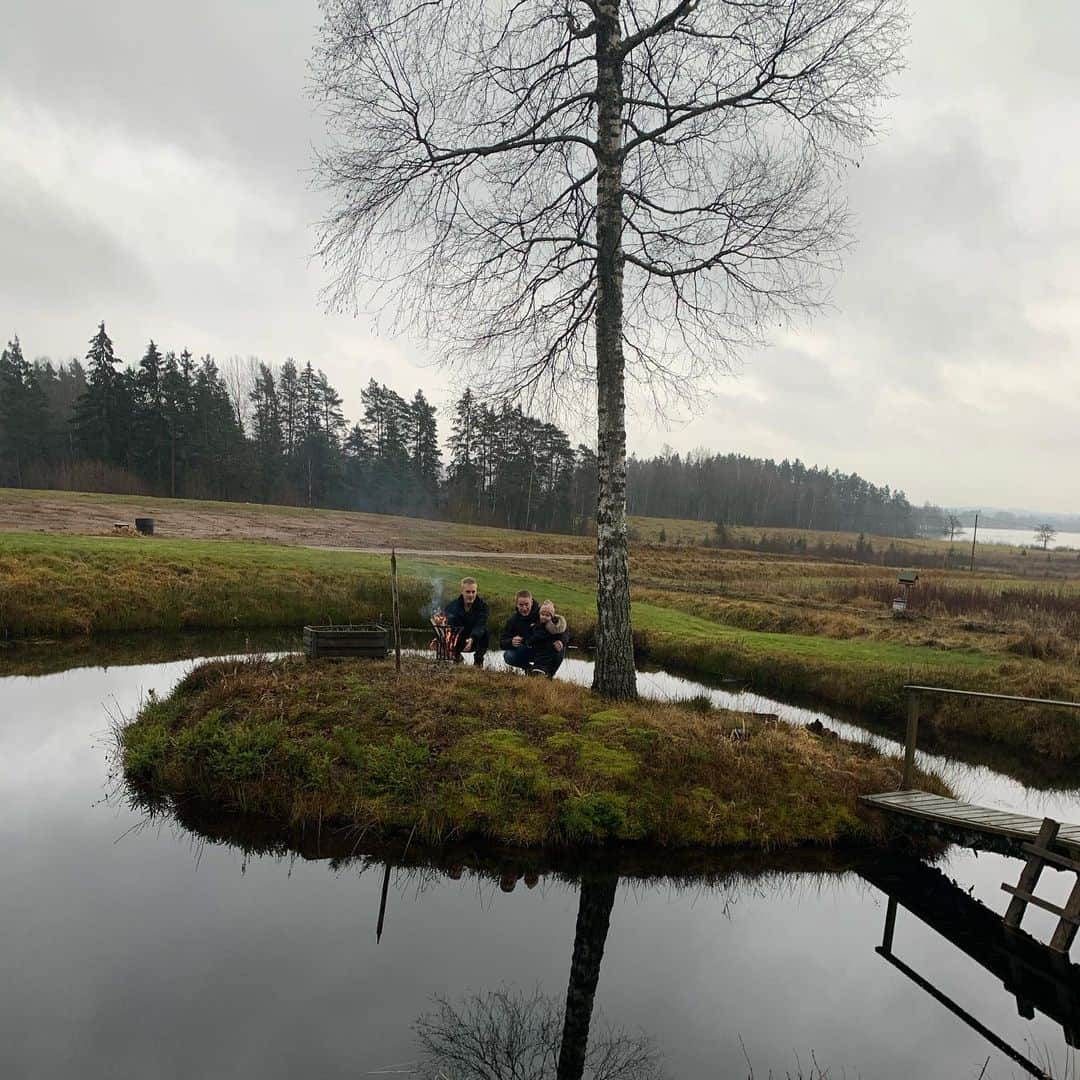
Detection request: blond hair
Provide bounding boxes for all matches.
[461,576,478,588]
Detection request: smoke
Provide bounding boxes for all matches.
[422,577,445,620]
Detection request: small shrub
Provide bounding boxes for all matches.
[560,792,631,841]
[123,723,170,783]
[364,734,431,798]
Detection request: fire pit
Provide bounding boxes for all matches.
[429,611,461,662]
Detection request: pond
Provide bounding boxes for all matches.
[1,640,1078,1079]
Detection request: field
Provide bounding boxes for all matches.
[0,487,588,553]
[3,487,1080,762]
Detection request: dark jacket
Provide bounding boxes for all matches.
[444,594,490,643]
[499,601,541,649]
[527,613,569,660]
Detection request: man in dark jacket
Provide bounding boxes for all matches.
[443,577,490,666]
[526,600,569,678]
[501,589,540,672]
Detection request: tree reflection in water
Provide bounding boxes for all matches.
[415,878,665,1080]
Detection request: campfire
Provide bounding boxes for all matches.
[429,611,461,661]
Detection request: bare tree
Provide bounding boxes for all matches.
[1034,523,1057,550]
[220,354,258,434]
[945,513,965,542]
[311,0,907,697]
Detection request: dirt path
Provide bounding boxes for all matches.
[310,545,591,560]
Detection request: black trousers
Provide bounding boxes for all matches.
[453,632,488,666]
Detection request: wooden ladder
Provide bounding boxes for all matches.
[1002,818,1080,955]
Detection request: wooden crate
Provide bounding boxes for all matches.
[303,624,389,659]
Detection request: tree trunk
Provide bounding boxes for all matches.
[592,0,637,700]
[556,877,619,1080]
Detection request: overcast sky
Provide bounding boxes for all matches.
[2,1,1077,513]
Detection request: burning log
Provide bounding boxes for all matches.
[430,611,462,661]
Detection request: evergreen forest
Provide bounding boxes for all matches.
[0,324,945,538]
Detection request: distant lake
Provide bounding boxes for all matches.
[967,525,1080,550]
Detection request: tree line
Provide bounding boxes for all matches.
[626,451,943,539]
[2,323,946,539]
[0,324,597,531]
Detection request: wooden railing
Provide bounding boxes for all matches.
[900,684,1080,789]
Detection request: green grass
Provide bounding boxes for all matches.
[120,655,943,850]
[0,531,410,636]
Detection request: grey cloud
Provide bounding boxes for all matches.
[0,164,152,311]
[1,0,1078,512]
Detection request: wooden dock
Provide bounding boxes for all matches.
[862,791,1080,859]
[863,790,1080,957]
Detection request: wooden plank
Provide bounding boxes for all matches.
[1004,819,1060,929]
[1021,844,1080,874]
[863,793,1080,854]
[1002,885,1078,924]
[965,812,1043,829]
[1050,879,1080,954]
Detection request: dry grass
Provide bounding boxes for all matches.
[120,655,941,850]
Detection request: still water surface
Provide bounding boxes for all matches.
[1,646,1078,1079]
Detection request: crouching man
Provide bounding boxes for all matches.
[501,589,540,672]
[444,576,489,667]
[526,600,568,678]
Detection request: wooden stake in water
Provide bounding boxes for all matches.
[376,861,392,942]
[390,547,402,673]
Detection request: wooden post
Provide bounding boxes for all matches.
[902,688,920,790]
[881,896,898,952]
[390,547,402,673]
[1003,818,1060,930]
[1050,877,1080,954]
[970,511,979,572]
[376,861,392,942]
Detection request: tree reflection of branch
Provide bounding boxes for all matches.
[415,987,663,1080]
[416,876,661,1080]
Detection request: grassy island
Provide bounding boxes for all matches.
[120,656,945,850]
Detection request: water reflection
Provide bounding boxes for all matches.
[413,879,663,1080]
[149,794,1080,1078]
[6,648,1080,1077]
[861,858,1080,1076]
[416,987,662,1080]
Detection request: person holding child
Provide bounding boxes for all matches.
[501,594,568,678]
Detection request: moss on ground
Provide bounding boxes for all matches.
[121,655,947,850]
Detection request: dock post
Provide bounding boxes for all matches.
[882,897,898,953]
[902,688,920,790]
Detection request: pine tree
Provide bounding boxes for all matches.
[317,369,346,445]
[407,390,441,498]
[73,321,125,464]
[133,340,166,487]
[278,358,301,460]
[0,336,48,486]
[248,362,283,500]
